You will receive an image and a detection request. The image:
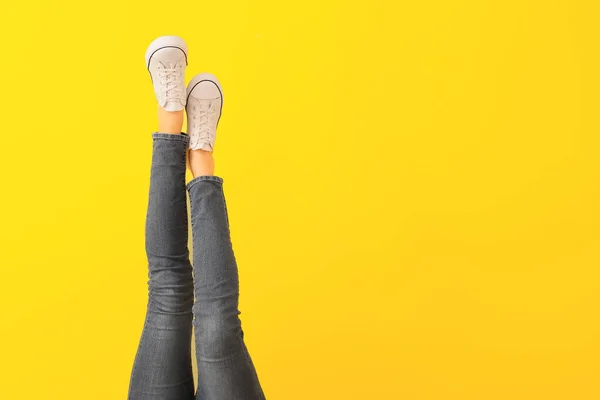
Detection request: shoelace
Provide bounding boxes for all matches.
[191,99,218,143]
[158,64,183,101]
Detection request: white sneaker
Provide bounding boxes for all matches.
[186,73,223,151]
[145,36,188,112]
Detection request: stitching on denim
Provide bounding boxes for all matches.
[152,137,189,143]
[186,179,196,192]
[181,151,189,247]
[152,131,187,136]
[221,185,231,229]
[186,176,223,192]
[152,133,190,143]
[189,191,198,313]
[181,146,187,172]
[152,132,188,137]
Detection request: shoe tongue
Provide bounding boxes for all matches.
[160,61,177,70]
[191,97,212,111]
[197,103,211,111]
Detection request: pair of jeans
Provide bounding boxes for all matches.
[128,133,266,400]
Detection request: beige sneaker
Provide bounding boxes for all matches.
[186,73,223,151]
[145,36,188,112]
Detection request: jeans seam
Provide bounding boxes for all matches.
[186,175,224,192]
[221,186,230,229]
[152,132,190,144]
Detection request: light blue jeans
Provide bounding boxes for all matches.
[128,132,266,400]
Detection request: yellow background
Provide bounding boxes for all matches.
[1,0,599,399]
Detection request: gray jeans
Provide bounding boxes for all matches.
[128,133,266,400]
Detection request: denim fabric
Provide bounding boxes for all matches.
[128,132,265,400]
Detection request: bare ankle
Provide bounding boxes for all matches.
[188,149,215,177]
[157,106,184,134]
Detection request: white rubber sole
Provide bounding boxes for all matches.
[145,35,188,69]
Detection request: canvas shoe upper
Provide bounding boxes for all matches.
[186,73,223,151]
[145,36,188,112]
